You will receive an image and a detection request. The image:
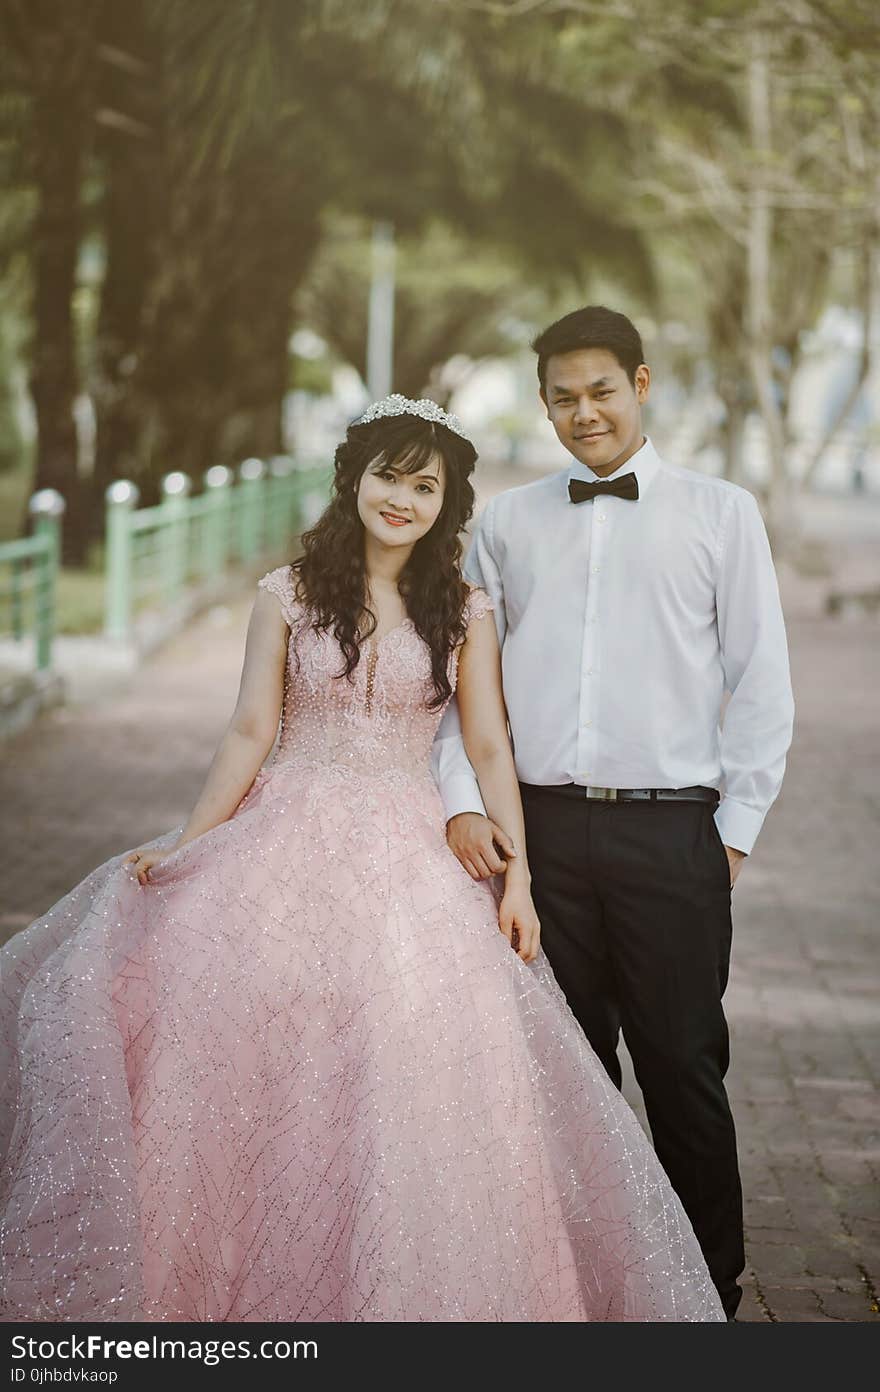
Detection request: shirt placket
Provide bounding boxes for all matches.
[575,499,607,784]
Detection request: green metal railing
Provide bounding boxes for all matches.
[0,490,65,673]
[104,456,331,641]
[0,458,331,676]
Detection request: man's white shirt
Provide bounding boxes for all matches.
[431,436,794,855]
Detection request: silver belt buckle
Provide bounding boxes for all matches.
[584,785,618,801]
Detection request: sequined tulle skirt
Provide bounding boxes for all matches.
[0,760,724,1322]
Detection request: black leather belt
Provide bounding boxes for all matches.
[519,782,718,805]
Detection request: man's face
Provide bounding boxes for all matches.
[541,348,650,477]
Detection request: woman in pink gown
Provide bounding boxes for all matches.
[0,397,724,1323]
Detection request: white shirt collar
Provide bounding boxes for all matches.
[567,435,662,498]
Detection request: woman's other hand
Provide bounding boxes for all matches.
[498,887,540,964]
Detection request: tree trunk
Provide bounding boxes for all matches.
[745,33,791,551]
[140,139,322,484]
[718,385,748,484]
[27,18,98,563]
[221,185,321,464]
[801,234,875,488]
[89,0,160,529]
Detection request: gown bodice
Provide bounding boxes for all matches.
[257,566,493,790]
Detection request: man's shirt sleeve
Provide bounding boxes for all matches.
[714,489,795,854]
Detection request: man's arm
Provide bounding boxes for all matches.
[431,696,487,820]
[715,489,795,867]
[430,502,515,880]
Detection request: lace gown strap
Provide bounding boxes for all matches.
[257,565,299,624]
[463,585,495,627]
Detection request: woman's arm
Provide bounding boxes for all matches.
[455,605,540,962]
[127,589,288,882]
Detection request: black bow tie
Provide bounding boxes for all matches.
[568,472,639,504]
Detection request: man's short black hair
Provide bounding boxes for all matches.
[532,306,645,393]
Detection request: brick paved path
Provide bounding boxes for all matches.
[1,484,878,1322]
[713,608,879,1322]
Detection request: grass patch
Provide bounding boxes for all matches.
[0,467,30,543]
[56,566,105,634]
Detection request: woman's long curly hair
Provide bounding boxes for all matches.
[291,412,478,709]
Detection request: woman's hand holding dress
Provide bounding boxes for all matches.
[123,589,289,888]
[123,846,172,885]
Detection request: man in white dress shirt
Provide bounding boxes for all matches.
[431,305,795,1319]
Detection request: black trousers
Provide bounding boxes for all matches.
[520,784,745,1319]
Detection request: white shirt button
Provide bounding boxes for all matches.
[591,566,600,574]
[596,514,606,523]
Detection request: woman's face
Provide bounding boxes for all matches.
[356,451,447,550]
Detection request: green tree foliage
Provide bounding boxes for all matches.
[519,0,879,536]
[297,220,552,404]
[2,0,657,558]
[2,0,877,561]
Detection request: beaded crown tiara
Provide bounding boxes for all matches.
[353,393,470,442]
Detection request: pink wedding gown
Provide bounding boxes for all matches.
[0,567,724,1322]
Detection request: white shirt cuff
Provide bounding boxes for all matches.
[440,775,487,823]
[714,797,765,856]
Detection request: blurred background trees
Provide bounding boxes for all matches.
[0,0,878,561]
